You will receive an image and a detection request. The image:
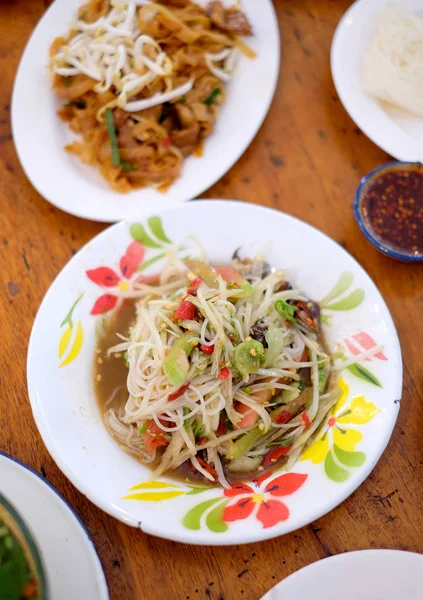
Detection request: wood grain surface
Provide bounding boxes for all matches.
[1,1,422,599]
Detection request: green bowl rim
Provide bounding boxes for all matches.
[0,491,49,599]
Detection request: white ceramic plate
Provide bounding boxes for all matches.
[27,200,402,545]
[331,0,423,162]
[261,550,423,600]
[0,451,109,599]
[11,0,279,223]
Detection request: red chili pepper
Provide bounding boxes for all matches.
[218,367,230,380]
[168,381,191,401]
[263,445,292,469]
[162,135,171,149]
[275,410,292,424]
[298,347,309,362]
[174,298,197,321]
[196,457,218,480]
[200,344,215,354]
[216,420,227,435]
[187,277,202,295]
[300,411,311,429]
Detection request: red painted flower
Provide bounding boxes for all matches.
[223,472,307,529]
[86,241,149,315]
[344,331,387,362]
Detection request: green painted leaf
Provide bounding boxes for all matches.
[205,500,228,533]
[326,289,365,311]
[187,486,211,495]
[324,450,349,482]
[333,444,365,467]
[321,314,332,326]
[182,498,221,530]
[136,253,165,272]
[347,364,382,387]
[61,293,84,327]
[321,272,354,306]
[130,223,161,248]
[148,216,172,244]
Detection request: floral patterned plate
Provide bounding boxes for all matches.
[27,201,402,545]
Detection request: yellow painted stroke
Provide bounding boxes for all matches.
[122,491,186,502]
[59,321,84,368]
[58,324,72,358]
[128,481,181,492]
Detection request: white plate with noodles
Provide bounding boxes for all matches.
[27,201,402,545]
[12,0,279,223]
[331,0,423,162]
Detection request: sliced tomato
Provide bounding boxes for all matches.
[298,347,309,362]
[250,377,289,404]
[218,367,231,380]
[200,344,214,354]
[196,457,218,480]
[143,420,168,455]
[168,381,191,401]
[275,409,292,424]
[216,420,227,435]
[174,298,197,320]
[187,277,202,295]
[263,445,292,469]
[234,401,260,428]
[215,266,244,284]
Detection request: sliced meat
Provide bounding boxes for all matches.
[171,122,201,155]
[226,7,253,36]
[206,1,252,36]
[175,104,195,128]
[54,75,96,101]
[157,0,190,6]
[113,108,129,130]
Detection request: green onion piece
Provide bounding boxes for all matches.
[124,350,129,368]
[268,436,295,448]
[105,107,121,167]
[203,87,221,106]
[121,161,137,172]
[139,422,147,435]
[274,299,298,323]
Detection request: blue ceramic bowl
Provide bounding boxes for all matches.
[354,161,423,263]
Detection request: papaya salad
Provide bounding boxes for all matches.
[97,251,339,487]
[49,0,254,192]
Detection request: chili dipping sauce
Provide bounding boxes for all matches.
[360,166,423,257]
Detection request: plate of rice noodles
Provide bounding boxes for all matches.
[27,201,402,545]
[331,0,423,162]
[12,0,279,222]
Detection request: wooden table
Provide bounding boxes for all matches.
[1,0,422,598]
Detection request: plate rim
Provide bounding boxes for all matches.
[11,0,281,223]
[27,199,403,545]
[0,450,109,599]
[260,549,423,599]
